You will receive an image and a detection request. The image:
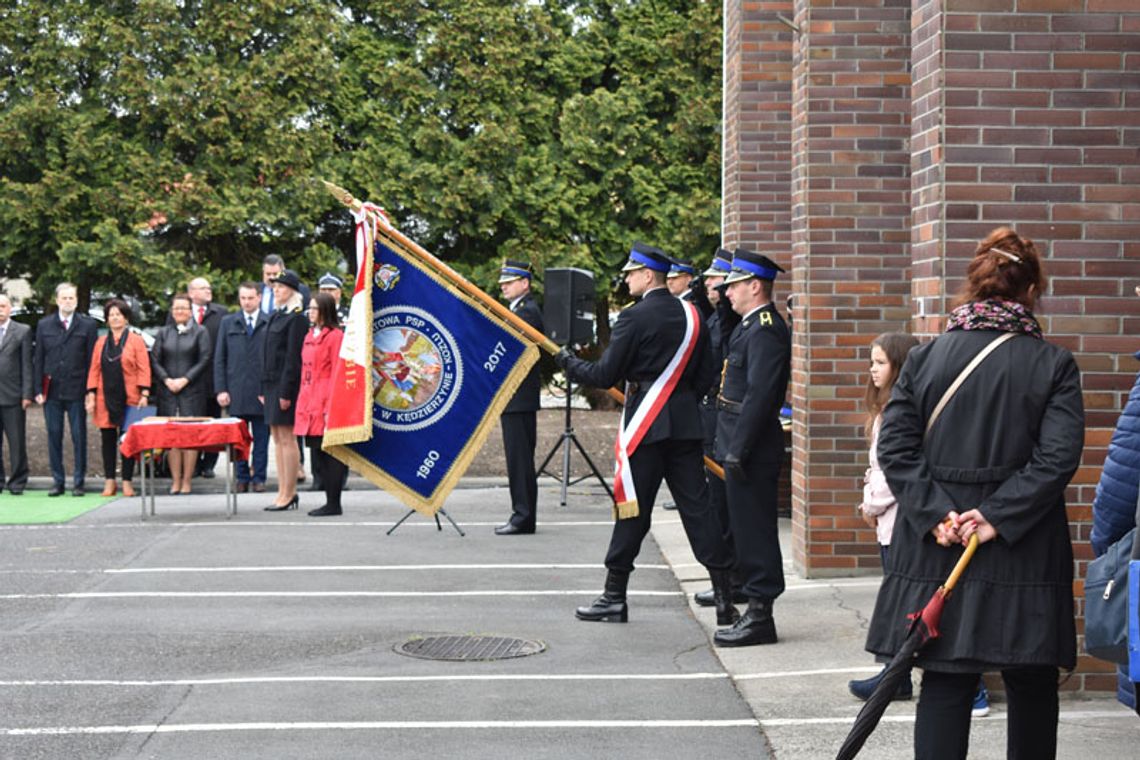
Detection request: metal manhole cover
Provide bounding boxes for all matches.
[396,635,546,661]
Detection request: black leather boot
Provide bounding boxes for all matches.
[694,584,748,607]
[575,570,629,623]
[713,598,777,647]
[709,570,740,625]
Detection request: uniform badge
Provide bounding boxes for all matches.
[370,306,463,432]
[374,263,401,292]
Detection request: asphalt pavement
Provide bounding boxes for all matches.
[0,477,765,760]
[2,474,1137,759]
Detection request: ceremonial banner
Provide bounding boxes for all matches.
[323,209,539,516]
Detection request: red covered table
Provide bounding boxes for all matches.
[121,417,253,519]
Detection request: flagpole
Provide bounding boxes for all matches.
[320,180,726,482]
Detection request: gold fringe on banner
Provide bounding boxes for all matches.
[323,224,539,517]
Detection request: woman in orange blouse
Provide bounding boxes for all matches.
[85,299,152,497]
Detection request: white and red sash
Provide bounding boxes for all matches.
[612,299,701,519]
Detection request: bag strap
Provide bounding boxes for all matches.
[925,332,1017,438]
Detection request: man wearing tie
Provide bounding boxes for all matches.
[215,282,269,492]
[33,282,98,496]
[0,293,34,495]
[494,259,544,536]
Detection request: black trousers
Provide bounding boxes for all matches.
[501,411,538,530]
[724,458,784,601]
[605,438,732,573]
[99,427,135,481]
[0,404,28,491]
[916,667,1058,760]
[705,462,736,570]
[306,436,347,510]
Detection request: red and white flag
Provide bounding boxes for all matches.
[322,203,390,445]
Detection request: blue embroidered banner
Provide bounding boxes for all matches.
[327,232,538,516]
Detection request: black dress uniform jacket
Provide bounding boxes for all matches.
[700,299,741,455]
[715,302,790,465]
[566,288,714,442]
[564,287,729,573]
[504,294,543,414]
[868,329,1084,671]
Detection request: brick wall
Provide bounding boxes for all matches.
[789,0,914,576]
[722,0,794,256]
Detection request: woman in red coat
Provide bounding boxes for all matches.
[85,299,152,497]
[294,292,347,517]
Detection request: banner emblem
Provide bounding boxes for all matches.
[372,306,462,431]
[374,263,401,291]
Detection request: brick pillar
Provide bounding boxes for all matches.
[907,0,1140,693]
[789,0,913,576]
[722,1,794,256]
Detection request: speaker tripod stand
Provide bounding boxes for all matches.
[537,378,613,507]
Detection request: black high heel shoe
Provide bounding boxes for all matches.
[264,495,299,512]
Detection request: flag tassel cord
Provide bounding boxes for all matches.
[320,180,725,483]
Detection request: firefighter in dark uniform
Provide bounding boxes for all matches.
[555,242,736,624]
[712,248,790,647]
[693,249,747,608]
[317,272,350,329]
[495,259,544,535]
[661,259,711,319]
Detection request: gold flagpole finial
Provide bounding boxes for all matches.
[321,179,364,213]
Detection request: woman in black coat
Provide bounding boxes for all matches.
[259,269,309,511]
[868,227,1085,760]
[151,293,213,494]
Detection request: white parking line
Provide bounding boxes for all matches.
[0,564,669,575]
[0,590,684,600]
[735,667,881,680]
[0,668,891,688]
[104,563,672,574]
[0,673,730,687]
[2,719,761,736]
[761,709,1131,727]
[0,520,617,530]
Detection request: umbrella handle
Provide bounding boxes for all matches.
[939,534,980,597]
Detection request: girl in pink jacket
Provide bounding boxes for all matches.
[858,333,919,563]
[849,332,919,701]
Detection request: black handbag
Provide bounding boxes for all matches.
[1084,525,1140,664]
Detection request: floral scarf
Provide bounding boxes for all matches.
[945,298,1042,340]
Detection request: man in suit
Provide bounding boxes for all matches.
[711,248,791,647]
[0,294,34,495]
[494,259,544,536]
[33,282,98,496]
[186,277,227,478]
[215,282,269,493]
[555,243,735,624]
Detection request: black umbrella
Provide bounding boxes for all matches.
[836,535,980,760]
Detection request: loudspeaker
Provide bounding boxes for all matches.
[544,268,596,347]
